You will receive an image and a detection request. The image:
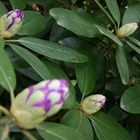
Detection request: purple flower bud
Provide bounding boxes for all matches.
[81,94,106,115]
[10,79,69,129]
[0,9,24,38]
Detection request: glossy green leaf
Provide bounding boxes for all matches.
[105,0,120,24]
[37,122,84,140]
[10,0,26,9]
[43,60,76,108]
[116,46,129,85]
[17,37,88,63]
[121,85,140,114]
[18,11,47,35]
[50,8,100,38]
[125,40,140,54]
[0,47,16,92]
[90,112,132,140]
[9,44,52,80]
[96,25,123,46]
[61,110,94,140]
[75,45,96,96]
[122,3,140,24]
[0,2,8,17]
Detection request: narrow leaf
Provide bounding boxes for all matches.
[9,44,52,80]
[105,0,120,24]
[0,47,16,92]
[125,40,140,54]
[96,25,123,46]
[116,46,129,84]
[17,37,88,63]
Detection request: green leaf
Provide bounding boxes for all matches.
[37,122,84,140]
[17,37,88,63]
[75,45,96,96]
[128,37,140,47]
[0,38,5,48]
[96,25,123,46]
[9,44,52,80]
[0,47,16,92]
[125,40,140,54]
[122,3,140,24]
[49,8,100,38]
[121,85,140,114]
[10,0,26,9]
[61,110,94,140]
[90,112,132,140]
[43,60,76,108]
[18,11,47,35]
[105,0,120,24]
[116,46,129,85]
[0,2,8,17]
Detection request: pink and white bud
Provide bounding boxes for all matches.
[81,94,106,115]
[10,79,69,129]
[0,9,24,38]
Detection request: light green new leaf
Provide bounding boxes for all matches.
[61,110,94,140]
[9,44,52,80]
[50,8,100,38]
[125,40,140,54]
[37,122,84,140]
[0,46,16,92]
[18,11,47,35]
[96,25,123,46]
[10,0,26,9]
[90,112,132,140]
[105,0,120,25]
[121,85,140,114]
[17,37,88,63]
[116,46,129,85]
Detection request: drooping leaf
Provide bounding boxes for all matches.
[90,112,132,140]
[96,25,123,46]
[37,122,84,140]
[0,46,16,92]
[9,44,52,80]
[121,85,140,114]
[49,8,100,38]
[105,0,120,24]
[61,110,94,140]
[116,46,129,84]
[17,37,88,63]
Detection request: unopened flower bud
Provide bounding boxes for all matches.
[81,94,106,115]
[117,23,138,38]
[0,9,24,38]
[10,79,69,129]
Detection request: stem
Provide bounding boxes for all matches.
[22,130,37,140]
[0,105,10,116]
[5,39,18,43]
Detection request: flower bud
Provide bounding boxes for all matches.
[81,94,106,115]
[10,79,69,129]
[116,23,138,38]
[0,9,24,38]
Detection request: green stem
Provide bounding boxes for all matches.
[0,105,10,116]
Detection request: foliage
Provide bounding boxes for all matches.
[0,0,140,140]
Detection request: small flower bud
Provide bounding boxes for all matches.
[81,94,106,115]
[10,79,69,129]
[117,23,138,38]
[0,9,24,38]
